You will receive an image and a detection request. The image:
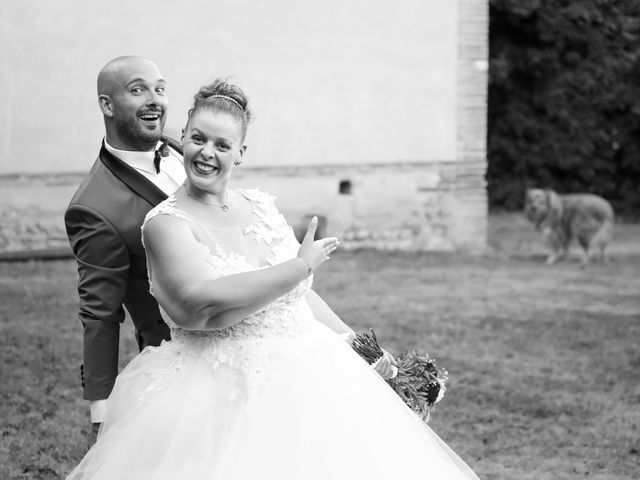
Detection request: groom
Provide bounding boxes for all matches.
[65,56,185,433]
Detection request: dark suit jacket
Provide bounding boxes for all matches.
[65,138,182,400]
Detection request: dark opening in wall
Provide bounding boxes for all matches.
[338,179,352,195]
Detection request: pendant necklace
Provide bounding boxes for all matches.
[185,184,230,212]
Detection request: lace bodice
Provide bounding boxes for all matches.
[141,188,314,341]
[137,189,320,402]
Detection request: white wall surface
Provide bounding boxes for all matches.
[0,0,457,174]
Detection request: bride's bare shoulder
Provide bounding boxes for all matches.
[142,212,195,253]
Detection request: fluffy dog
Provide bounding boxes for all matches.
[524,188,614,265]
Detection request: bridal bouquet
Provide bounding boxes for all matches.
[351,329,448,422]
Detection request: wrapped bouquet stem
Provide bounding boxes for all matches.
[351,329,448,423]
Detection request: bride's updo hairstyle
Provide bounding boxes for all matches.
[186,79,252,141]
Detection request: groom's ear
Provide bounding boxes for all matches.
[98,95,114,117]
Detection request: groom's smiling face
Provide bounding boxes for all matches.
[101,57,168,151]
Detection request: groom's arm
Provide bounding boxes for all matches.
[65,204,129,407]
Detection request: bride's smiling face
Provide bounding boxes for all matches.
[182,110,246,193]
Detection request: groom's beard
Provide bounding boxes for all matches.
[113,111,166,150]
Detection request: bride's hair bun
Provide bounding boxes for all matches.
[188,78,252,139]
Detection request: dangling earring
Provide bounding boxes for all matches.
[234,160,242,166]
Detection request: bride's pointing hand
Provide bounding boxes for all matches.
[297,216,339,274]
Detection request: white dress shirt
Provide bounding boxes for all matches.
[104,138,186,194]
[91,139,185,423]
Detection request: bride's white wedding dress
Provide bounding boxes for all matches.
[67,189,479,480]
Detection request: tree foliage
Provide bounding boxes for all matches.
[488,0,640,217]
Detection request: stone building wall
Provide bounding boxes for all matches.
[0,0,488,258]
[0,159,487,258]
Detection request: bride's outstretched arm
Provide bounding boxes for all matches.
[143,215,337,331]
[305,289,354,337]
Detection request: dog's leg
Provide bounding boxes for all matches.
[546,239,567,264]
[547,248,567,265]
[577,236,591,267]
[587,238,608,263]
[600,243,608,263]
[545,230,563,264]
[545,228,568,265]
[546,253,560,264]
[587,221,613,264]
[579,250,590,268]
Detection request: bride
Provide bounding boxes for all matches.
[67,79,480,479]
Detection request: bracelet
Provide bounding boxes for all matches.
[298,257,313,276]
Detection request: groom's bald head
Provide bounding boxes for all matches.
[97,56,161,95]
[97,56,168,151]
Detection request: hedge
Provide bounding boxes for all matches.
[488,0,640,217]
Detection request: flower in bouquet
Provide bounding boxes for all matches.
[351,329,448,422]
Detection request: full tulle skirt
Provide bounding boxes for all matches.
[67,322,479,479]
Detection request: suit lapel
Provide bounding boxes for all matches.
[99,139,181,207]
[164,136,183,156]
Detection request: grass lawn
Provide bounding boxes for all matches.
[1,213,639,479]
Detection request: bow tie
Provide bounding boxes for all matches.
[153,139,170,174]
